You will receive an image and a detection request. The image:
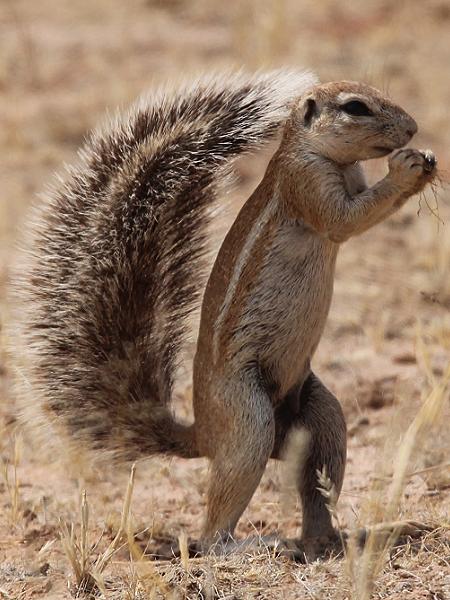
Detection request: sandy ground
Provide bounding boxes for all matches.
[0,1,449,598]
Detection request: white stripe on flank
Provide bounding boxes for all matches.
[213,194,278,362]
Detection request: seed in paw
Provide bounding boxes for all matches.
[421,149,437,173]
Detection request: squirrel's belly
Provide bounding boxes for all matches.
[231,235,337,400]
[269,289,333,399]
[268,271,334,399]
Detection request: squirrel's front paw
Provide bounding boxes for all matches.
[388,148,437,194]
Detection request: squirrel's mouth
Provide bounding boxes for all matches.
[372,145,395,156]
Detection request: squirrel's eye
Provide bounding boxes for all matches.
[341,100,373,116]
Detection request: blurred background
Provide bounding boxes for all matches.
[0,1,449,598]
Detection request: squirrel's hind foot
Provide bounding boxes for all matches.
[273,519,435,563]
[190,533,343,562]
[142,520,435,562]
[295,520,436,562]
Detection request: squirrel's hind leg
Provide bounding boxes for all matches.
[199,374,275,550]
[272,372,347,560]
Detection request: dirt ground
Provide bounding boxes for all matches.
[0,1,449,598]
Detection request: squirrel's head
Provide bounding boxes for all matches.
[287,81,418,164]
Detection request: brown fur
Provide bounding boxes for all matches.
[11,69,316,461]
[12,76,437,558]
[193,81,436,552]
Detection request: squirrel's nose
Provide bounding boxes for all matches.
[406,119,418,138]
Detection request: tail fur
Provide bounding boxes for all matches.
[11,69,317,462]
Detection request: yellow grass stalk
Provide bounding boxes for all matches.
[352,363,449,600]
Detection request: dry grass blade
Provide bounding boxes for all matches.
[417,189,443,224]
[80,491,90,579]
[1,434,22,526]
[316,465,348,565]
[59,489,101,595]
[316,466,339,515]
[386,365,449,516]
[94,463,136,574]
[417,168,445,224]
[59,463,137,596]
[178,531,190,571]
[125,515,176,598]
[59,518,97,595]
[351,363,450,600]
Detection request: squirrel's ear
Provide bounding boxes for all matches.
[303,98,318,127]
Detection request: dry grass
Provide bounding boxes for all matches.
[59,465,137,597]
[1,434,22,527]
[345,365,449,600]
[0,0,449,598]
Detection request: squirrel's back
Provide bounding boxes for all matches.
[10,70,316,462]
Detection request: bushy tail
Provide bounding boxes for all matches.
[11,69,316,462]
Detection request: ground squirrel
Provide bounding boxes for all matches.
[11,72,437,559]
